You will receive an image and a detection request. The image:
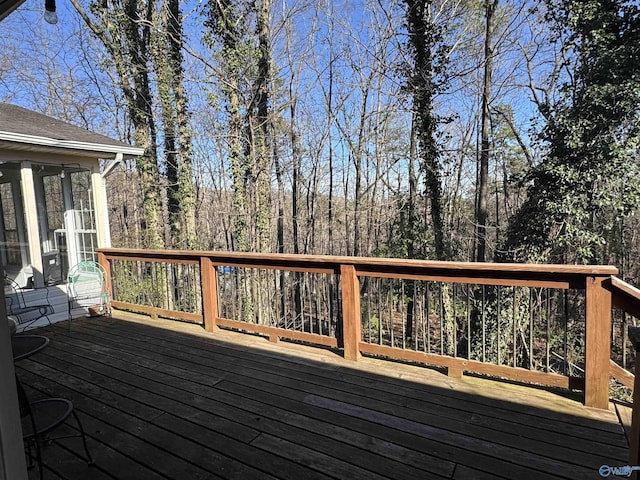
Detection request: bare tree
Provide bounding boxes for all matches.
[71,0,164,249]
[475,0,498,262]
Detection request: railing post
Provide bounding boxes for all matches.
[340,264,361,361]
[584,275,612,409]
[628,327,640,478]
[200,256,219,332]
[629,327,640,477]
[97,252,113,306]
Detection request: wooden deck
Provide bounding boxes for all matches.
[16,312,630,480]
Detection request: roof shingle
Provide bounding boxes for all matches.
[0,103,141,155]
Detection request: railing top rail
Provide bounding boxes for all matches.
[611,276,640,300]
[610,276,640,319]
[98,248,618,286]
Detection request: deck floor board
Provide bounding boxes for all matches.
[67,322,621,468]
[81,317,626,436]
[76,321,627,464]
[14,313,630,480]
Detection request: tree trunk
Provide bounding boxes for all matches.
[152,0,196,250]
[404,0,447,260]
[476,0,498,262]
[252,0,272,254]
[405,115,419,340]
[70,0,164,250]
[167,0,196,250]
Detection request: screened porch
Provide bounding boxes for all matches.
[1,162,99,289]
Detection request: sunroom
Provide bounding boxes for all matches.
[0,102,143,324]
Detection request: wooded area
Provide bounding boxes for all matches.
[1,0,639,276]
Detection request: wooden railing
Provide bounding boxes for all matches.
[628,327,640,477]
[607,277,640,471]
[609,277,640,390]
[97,248,618,410]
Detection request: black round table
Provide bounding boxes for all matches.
[11,335,50,361]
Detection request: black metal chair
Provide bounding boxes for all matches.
[16,378,94,479]
[4,276,55,333]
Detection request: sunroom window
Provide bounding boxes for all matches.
[37,168,97,284]
[69,170,97,264]
[0,163,99,287]
[0,180,28,278]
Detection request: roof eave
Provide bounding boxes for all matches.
[0,0,27,22]
[0,131,145,157]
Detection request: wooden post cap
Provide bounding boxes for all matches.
[628,326,640,352]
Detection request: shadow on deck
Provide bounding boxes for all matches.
[16,311,629,480]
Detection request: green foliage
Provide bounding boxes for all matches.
[502,0,640,264]
[114,263,166,309]
[379,193,427,259]
[363,312,382,340]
